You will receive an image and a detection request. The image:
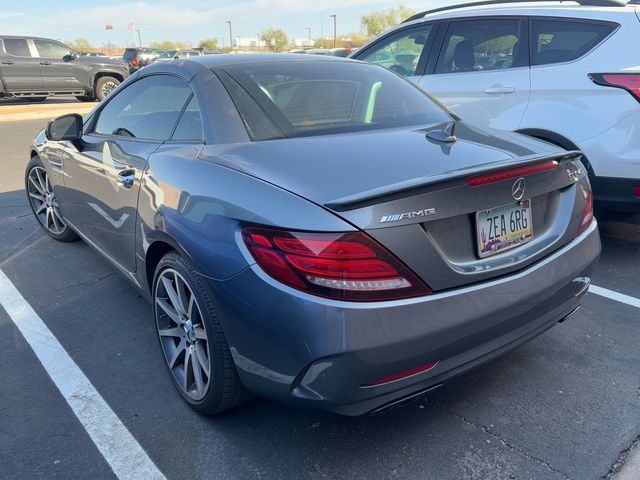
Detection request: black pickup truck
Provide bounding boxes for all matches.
[0,36,129,102]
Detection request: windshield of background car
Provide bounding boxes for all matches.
[218,60,451,139]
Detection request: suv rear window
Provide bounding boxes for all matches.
[218,61,451,140]
[123,49,150,61]
[3,38,31,57]
[531,19,617,66]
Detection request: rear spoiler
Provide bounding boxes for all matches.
[325,151,582,212]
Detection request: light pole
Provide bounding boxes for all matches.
[305,27,311,48]
[329,14,336,48]
[320,10,324,49]
[226,21,233,51]
[136,29,142,47]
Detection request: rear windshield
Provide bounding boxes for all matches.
[123,49,139,61]
[218,60,451,139]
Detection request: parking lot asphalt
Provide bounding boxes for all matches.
[1,119,639,480]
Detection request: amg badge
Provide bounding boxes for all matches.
[380,208,436,223]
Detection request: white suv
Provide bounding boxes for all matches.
[352,0,640,211]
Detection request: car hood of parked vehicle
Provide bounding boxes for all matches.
[204,122,567,209]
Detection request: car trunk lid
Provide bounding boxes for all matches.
[203,122,589,290]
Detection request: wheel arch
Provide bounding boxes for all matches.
[145,239,177,294]
[515,128,594,175]
[92,70,125,93]
[144,234,201,295]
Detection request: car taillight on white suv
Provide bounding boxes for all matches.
[589,73,640,103]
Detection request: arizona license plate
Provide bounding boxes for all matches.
[476,200,533,258]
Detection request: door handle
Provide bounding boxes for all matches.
[483,86,515,94]
[1,60,14,65]
[116,169,135,189]
[40,61,51,66]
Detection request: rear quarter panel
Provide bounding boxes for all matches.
[523,12,640,143]
[137,144,355,282]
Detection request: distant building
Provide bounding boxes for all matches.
[291,38,313,47]
[232,37,266,49]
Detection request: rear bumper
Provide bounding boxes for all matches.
[591,176,640,212]
[204,221,600,415]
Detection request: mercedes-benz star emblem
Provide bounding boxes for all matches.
[512,177,526,201]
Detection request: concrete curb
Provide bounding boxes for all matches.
[0,103,96,122]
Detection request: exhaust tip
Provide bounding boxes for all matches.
[370,384,442,416]
[573,276,591,297]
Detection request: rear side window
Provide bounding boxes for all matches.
[531,19,617,66]
[171,96,203,142]
[357,24,435,77]
[34,39,72,59]
[3,38,31,57]
[93,75,193,141]
[436,19,524,74]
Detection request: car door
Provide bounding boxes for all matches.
[418,17,530,130]
[62,74,194,271]
[355,22,439,84]
[0,37,43,92]
[32,38,85,91]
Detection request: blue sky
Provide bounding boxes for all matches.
[0,0,455,47]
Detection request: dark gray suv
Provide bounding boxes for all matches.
[0,36,129,102]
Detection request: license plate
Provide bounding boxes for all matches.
[476,200,533,258]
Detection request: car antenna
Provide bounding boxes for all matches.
[424,122,457,143]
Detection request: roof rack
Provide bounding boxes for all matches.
[402,0,629,23]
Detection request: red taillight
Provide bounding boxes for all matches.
[634,186,640,199]
[131,59,139,65]
[362,361,438,387]
[589,73,640,103]
[467,161,558,186]
[577,187,593,236]
[242,227,432,301]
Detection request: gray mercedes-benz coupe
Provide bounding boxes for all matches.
[26,54,600,415]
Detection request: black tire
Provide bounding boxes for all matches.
[76,95,96,102]
[153,251,252,415]
[25,156,78,242]
[95,76,120,101]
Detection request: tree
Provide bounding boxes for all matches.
[65,37,93,52]
[198,38,218,50]
[149,40,192,50]
[343,32,370,48]
[360,4,416,37]
[261,28,288,53]
[149,40,177,50]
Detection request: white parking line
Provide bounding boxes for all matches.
[0,269,166,480]
[590,285,640,310]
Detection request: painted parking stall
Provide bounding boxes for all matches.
[0,269,165,480]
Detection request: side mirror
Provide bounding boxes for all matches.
[45,113,83,141]
[63,52,78,62]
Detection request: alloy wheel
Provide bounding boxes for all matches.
[101,81,118,98]
[27,166,67,235]
[155,268,211,401]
